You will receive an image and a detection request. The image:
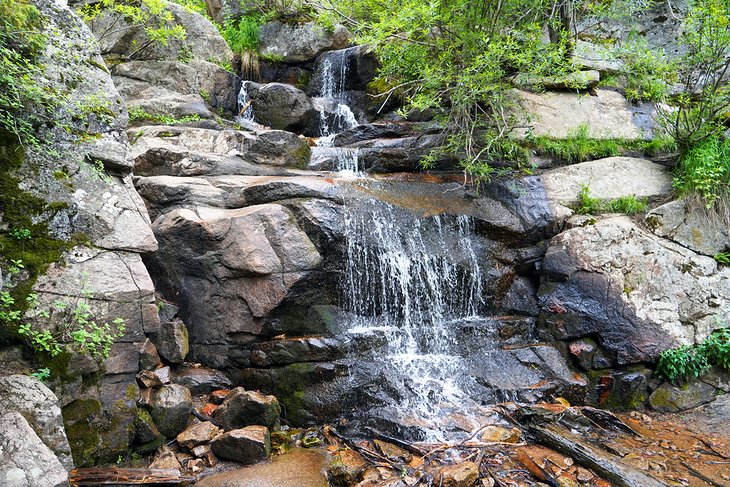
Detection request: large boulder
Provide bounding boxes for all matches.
[210,425,271,465]
[647,199,730,256]
[87,0,233,63]
[157,319,190,364]
[150,384,193,438]
[0,375,73,471]
[258,21,350,64]
[649,381,717,412]
[244,82,318,134]
[539,216,730,365]
[212,387,282,429]
[515,89,656,139]
[0,412,68,487]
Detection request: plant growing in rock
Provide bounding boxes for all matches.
[714,252,730,264]
[656,344,711,385]
[700,328,730,370]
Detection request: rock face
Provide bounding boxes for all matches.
[0,375,73,471]
[258,21,350,63]
[0,412,68,487]
[1,0,159,467]
[539,216,730,365]
[516,89,656,139]
[210,425,271,465]
[647,199,730,256]
[649,381,718,412]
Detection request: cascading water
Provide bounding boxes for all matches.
[236,81,255,125]
[313,48,361,174]
[341,187,493,441]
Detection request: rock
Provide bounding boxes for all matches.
[0,375,73,471]
[210,390,231,405]
[515,89,656,139]
[90,0,232,63]
[649,381,717,412]
[134,409,161,444]
[202,403,219,416]
[191,444,211,458]
[326,448,367,487]
[245,82,318,134]
[258,21,350,63]
[569,338,598,371]
[249,336,343,367]
[647,199,730,256]
[596,369,652,410]
[210,425,271,465]
[138,387,155,409]
[573,40,625,73]
[150,446,182,470]
[172,367,233,394]
[151,385,193,437]
[480,426,521,444]
[104,342,141,374]
[373,440,412,463]
[176,421,221,449]
[213,387,282,430]
[436,462,479,487]
[512,70,601,90]
[139,339,163,371]
[137,370,164,389]
[539,216,730,364]
[540,157,673,209]
[0,412,68,487]
[158,319,190,364]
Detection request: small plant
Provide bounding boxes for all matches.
[128,107,202,125]
[714,252,730,265]
[30,367,50,382]
[673,135,730,209]
[575,184,602,215]
[9,227,31,240]
[701,328,730,371]
[606,195,648,215]
[656,345,711,384]
[530,124,621,164]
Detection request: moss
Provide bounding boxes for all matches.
[293,142,312,170]
[125,383,138,400]
[63,398,103,466]
[136,434,165,453]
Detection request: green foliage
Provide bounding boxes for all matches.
[78,0,187,59]
[574,184,648,216]
[606,195,648,215]
[673,135,730,209]
[171,0,207,16]
[657,327,730,384]
[714,252,730,264]
[221,14,262,54]
[0,0,50,147]
[530,124,620,164]
[128,107,202,125]
[31,367,50,382]
[619,33,676,102]
[656,345,711,384]
[9,227,31,241]
[8,283,126,365]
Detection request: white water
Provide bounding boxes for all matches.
[236,81,255,125]
[343,194,487,440]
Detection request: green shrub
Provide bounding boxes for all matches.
[576,183,602,215]
[701,328,730,371]
[606,195,648,215]
[128,107,202,125]
[674,135,730,209]
[221,15,262,54]
[656,345,711,384]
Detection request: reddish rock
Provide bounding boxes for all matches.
[209,389,231,405]
[202,403,219,416]
[437,462,479,487]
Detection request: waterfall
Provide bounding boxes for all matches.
[314,49,361,174]
[342,188,487,440]
[235,81,255,125]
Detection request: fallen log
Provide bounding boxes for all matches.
[69,468,195,486]
[528,424,670,487]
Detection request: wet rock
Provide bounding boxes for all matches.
[0,375,73,471]
[158,319,190,364]
[515,89,656,139]
[0,412,68,487]
[138,387,155,409]
[649,381,717,412]
[327,449,367,487]
[569,338,598,371]
[646,199,730,257]
[213,388,282,430]
[150,446,182,470]
[210,389,231,405]
[191,444,211,458]
[374,440,412,463]
[480,426,521,444]
[596,369,652,410]
[249,336,343,367]
[139,338,163,371]
[258,21,349,63]
[173,367,232,395]
[540,157,673,209]
[202,403,219,416]
[151,385,193,437]
[244,82,318,134]
[210,425,271,465]
[539,216,730,364]
[176,421,221,449]
[134,409,161,444]
[137,368,168,389]
[436,462,479,487]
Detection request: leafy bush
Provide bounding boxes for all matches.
[656,345,711,384]
[657,327,730,384]
[128,107,202,125]
[673,135,730,209]
[574,184,648,216]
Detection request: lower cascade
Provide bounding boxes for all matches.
[340,186,490,440]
